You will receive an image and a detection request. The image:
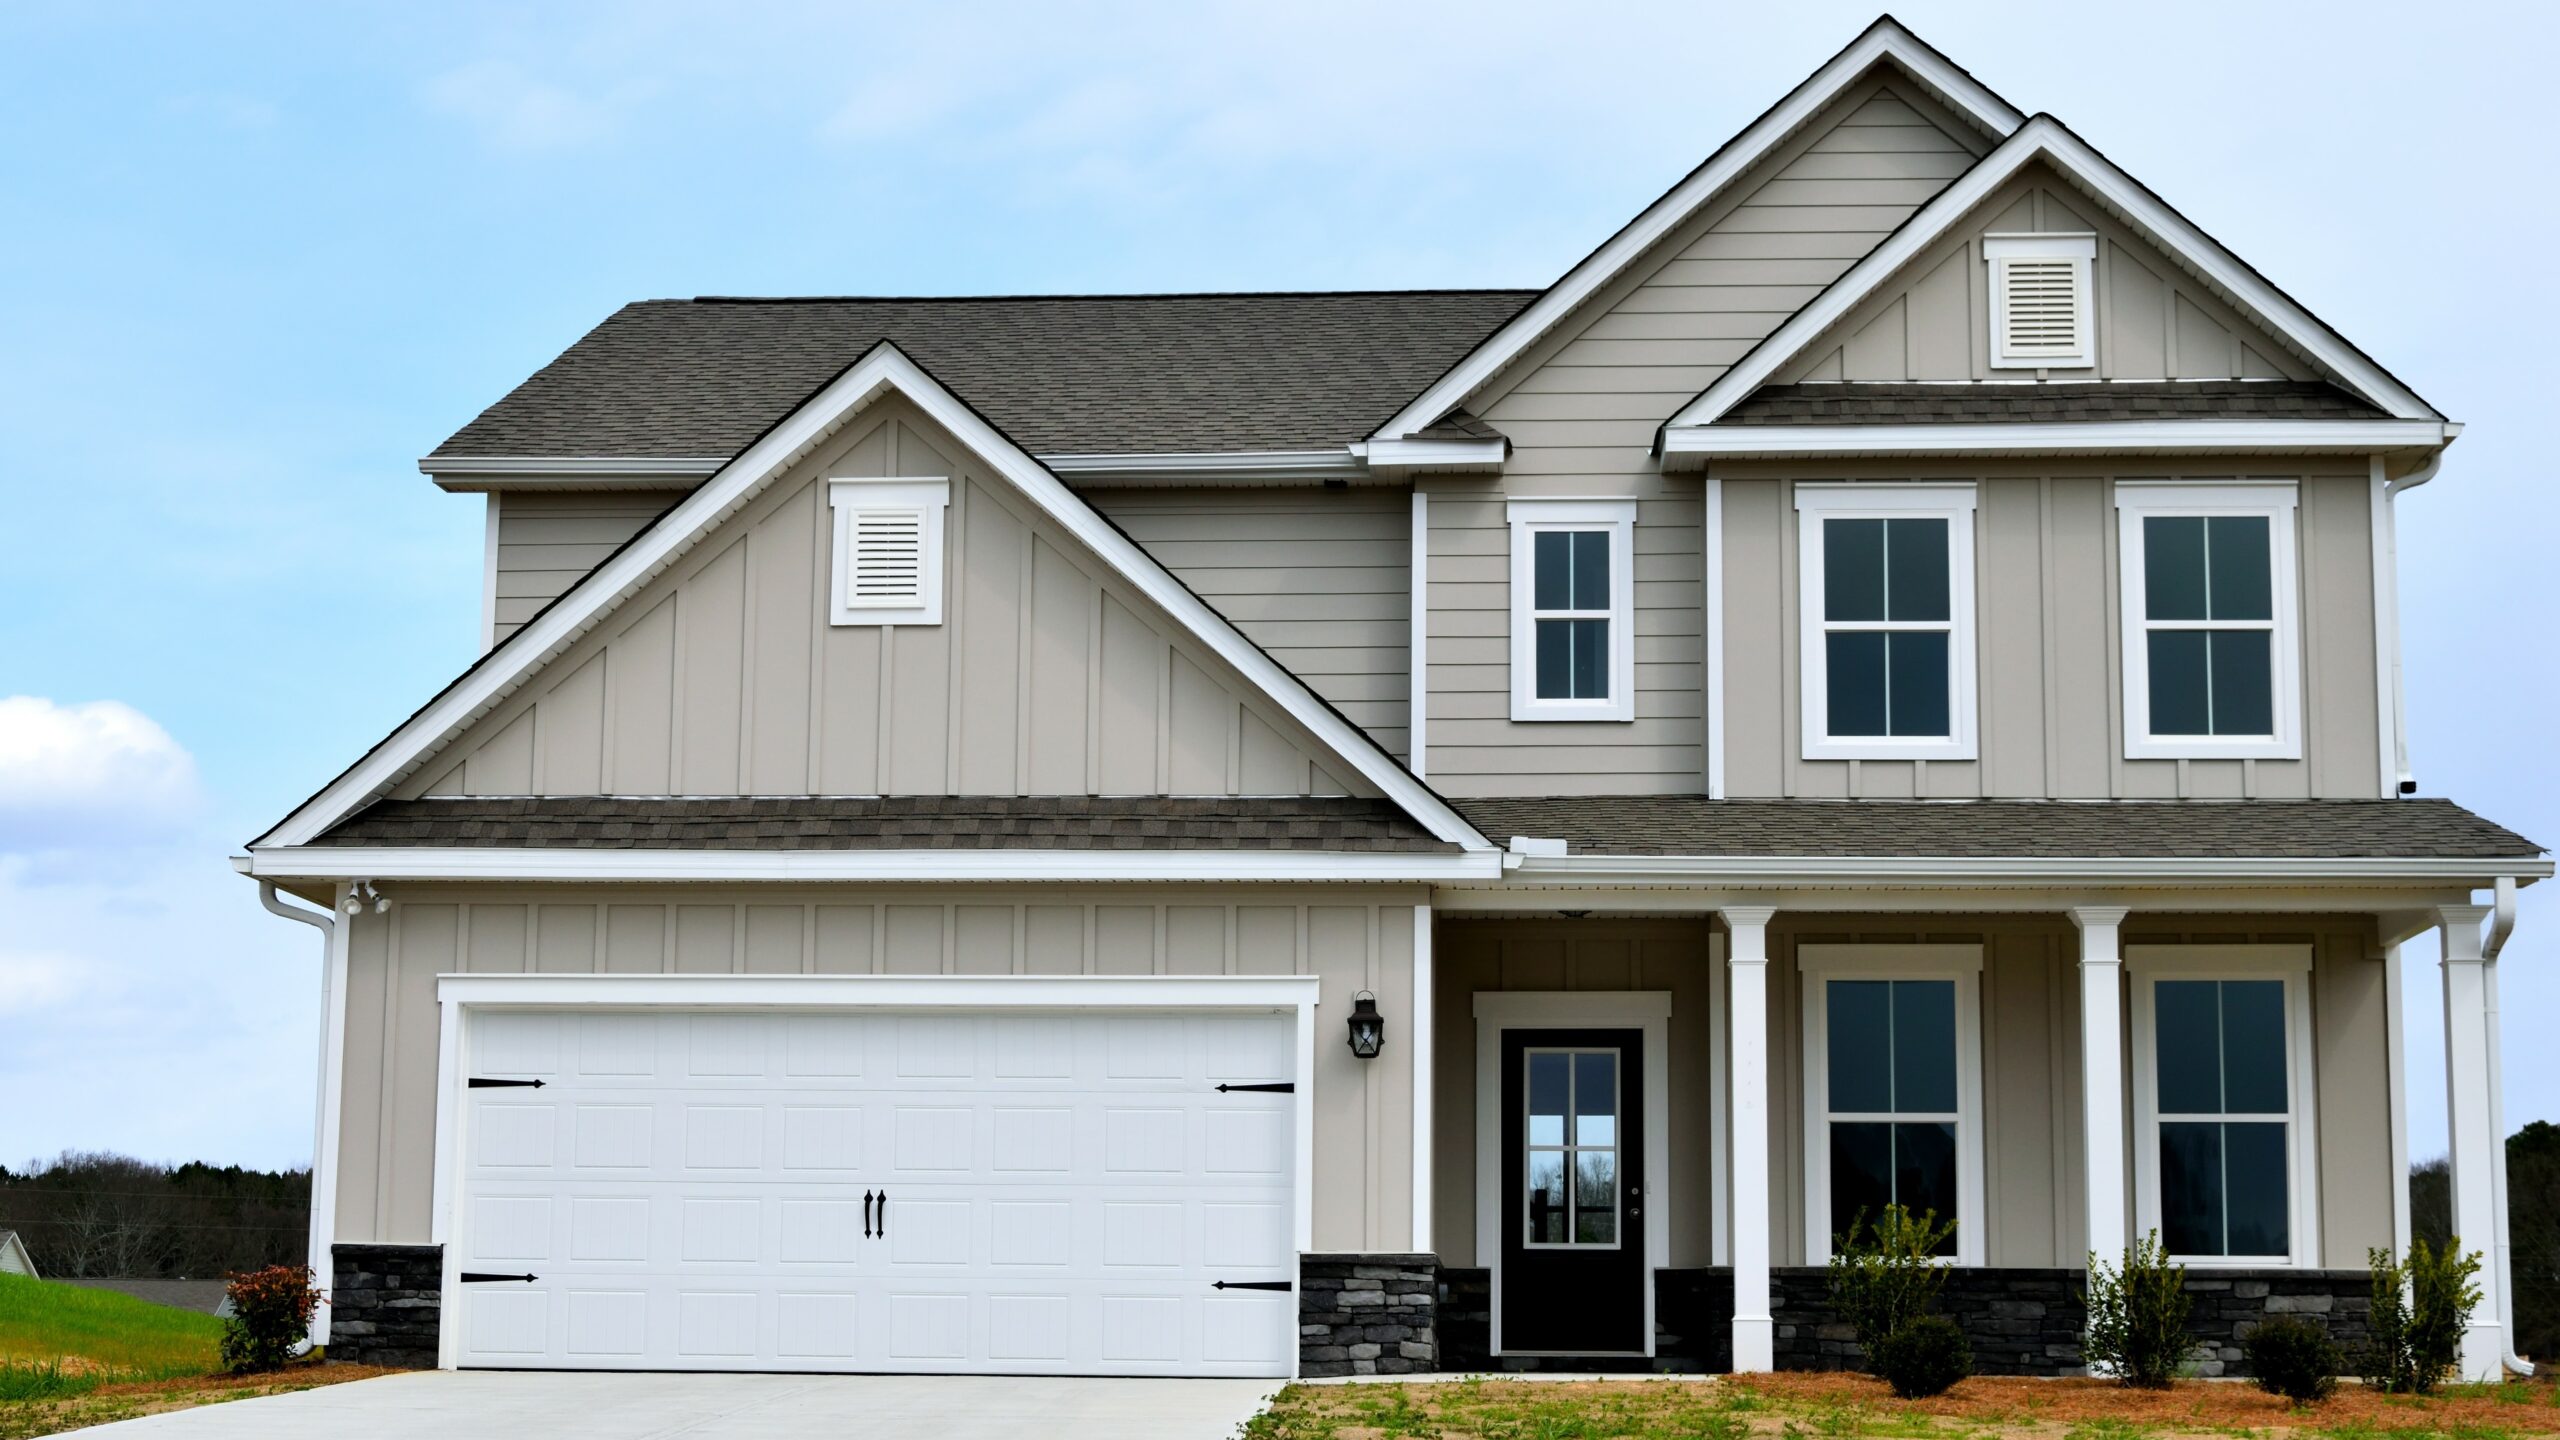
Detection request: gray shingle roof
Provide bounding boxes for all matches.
[431,292,1537,461]
[1715,380,2388,427]
[1455,797,2539,860]
[314,796,1458,853]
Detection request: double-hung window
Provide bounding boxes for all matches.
[1507,498,1636,721]
[1799,946,1985,1265]
[2128,947,2320,1266]
[1796,485,1978,760]
[2116,482,2300,758]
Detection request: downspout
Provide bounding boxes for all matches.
[258,880,346,1349]
[2481,876,2531,1375]
[2379,448,2445,793]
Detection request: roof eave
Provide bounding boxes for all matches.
[1658,418,2453,468]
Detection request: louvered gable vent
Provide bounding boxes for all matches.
[1984,233,2096,370]
[827,477,951,626]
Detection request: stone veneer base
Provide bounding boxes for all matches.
[328,1243,442,1368]
[1300,1253,1437,1377]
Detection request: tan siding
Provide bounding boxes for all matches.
[407,400,1366,801]
[1716,466,2384,801]
[330,885,1425,1255]
[1087,488,1412,762]
[491,491,669,644]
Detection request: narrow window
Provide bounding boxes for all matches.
[2116,483,2300,759]
[2150,978,2293,1259]
[1507,498,1635,721]
[1532,530,1611,701]
[1796,485,1978,760]
[1524,1048,1621,1247]
[1824,979,1960,1253]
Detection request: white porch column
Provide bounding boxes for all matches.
[1722,906,1776,1372]
[2070,907,2129,1267]
[2439,903,2506,1381]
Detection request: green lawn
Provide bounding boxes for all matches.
[0,1275,224,1397]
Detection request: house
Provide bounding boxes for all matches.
[241,17,2543,1382]
[0,1230,36,1279]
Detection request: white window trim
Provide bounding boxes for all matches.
[1798,945,1987,1267]
[828,476,951,626]
[1795,484,1979,761]
[1985,232,2097,370]
[1507,498,1637,722]
[1473,990,1671,1357]
[2126,945,2322,1268]
[2114,481,2303,760]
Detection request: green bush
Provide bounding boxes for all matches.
[2241,1314,2340,1404]
[220,1264,320,1374]
[1826,1205,1959,1355]
[2359,1238,2484,1394]
[2083,1231,2196,1388]
[1869,1315,1973,1398]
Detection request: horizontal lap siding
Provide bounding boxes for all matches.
[1086,488,1411,763]
[492,492,670,643]
[1719,466,2380,800]
[333,886,1425,1256]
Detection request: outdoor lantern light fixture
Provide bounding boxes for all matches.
[1345,990,1385,1059]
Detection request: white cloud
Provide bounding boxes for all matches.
[423,59,616,150]
[0,697,203,852]
[0,950,83,1016]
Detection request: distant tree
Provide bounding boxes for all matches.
[2409,1120,2560,1365]
[0,1152,309,1279]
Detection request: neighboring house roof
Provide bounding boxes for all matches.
[312,797,1458,853]
[253,341,1494,856]
[428,291,1535,463]
[1457,798,2541,861]
[1716,381,2387,427]
[0,1230,35,1279]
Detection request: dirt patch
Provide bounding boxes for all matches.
[1730,1370,2560,1433]
[0,1363,399,1440]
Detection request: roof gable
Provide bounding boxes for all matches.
[1367,16,2024,442]
[258,343,1491,852]
[1665,116,2443,438]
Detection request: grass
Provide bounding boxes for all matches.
[0,1274,387,1438]
[1242,1371,2560,1440]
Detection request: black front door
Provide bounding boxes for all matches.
[1499,1027,1645,1353]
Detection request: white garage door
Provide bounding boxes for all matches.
[450,1008,1299,1376]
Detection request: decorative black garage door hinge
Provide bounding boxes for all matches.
[1213,1082,1293,1093]
[468,1077,545,1088]
[459,1272,539,1283]
[1210,1280,1292,1291]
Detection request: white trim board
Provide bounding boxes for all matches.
[1660,419,2450,466]
[1369,17,2021,443]
[1506,497,1638,723]
[2114,481,2303,761]
[1471,991,1673,1359]
[243,845,1502,884]
[257,342,1492,855]
[1793,483,1979,762]
[1663,116,2440,440]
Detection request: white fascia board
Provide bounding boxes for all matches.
[1368,20,2023,443]
[439,971,1320,1011]
[266,342,1493,853]
[1666,117,2439,433]
[244,846,1501,884]
[422,455,725,493]
[1503,853,2552,886]
[1660,418,2450,465]
[1350,437,1507,478]
[1041,450,1369,484]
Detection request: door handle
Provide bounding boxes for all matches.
[877,1190,887,1238]
[863,1190,875,1238]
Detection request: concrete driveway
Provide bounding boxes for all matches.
[83,1371,1282,1438]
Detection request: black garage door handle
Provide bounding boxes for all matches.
[1211,1280,1292,1291]
[459,1272,539,1283]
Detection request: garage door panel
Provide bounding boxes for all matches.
[457,1008,1297,1376]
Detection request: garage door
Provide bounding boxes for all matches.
[449,1008,1299,1376]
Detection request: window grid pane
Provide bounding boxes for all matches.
[1826,979,1960,1248]
[2141,512,2277,738]
[2153,979,2291,1258]
[1526,1048,1620,1248]
[1821,516,1955,741]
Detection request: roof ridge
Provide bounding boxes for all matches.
[677,288,1544,305]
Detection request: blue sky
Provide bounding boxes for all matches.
[3,0,2555,1172]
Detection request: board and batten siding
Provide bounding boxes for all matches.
[1085,487,1411,762]
[1417,76,1987,796]
[1715,466,2382,800]
[409,399,1366,801]
[1780,165,2315,384]
[331,885,1425,1257]
[490,491,672,646]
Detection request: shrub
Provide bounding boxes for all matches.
[1870,1315,1973,1398]
[1826,1205,1960,1355]
[2084,1231,2195,1388]
[2242,1314,2341,1404]
[2359,1238,2484,1394]
[221,1264,320,1374]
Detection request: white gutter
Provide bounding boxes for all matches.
[2483,876,2532,1375]
[1659,419,2452,466]
[2377,449,2446,793]
[1501,853,2551,887]
[243,846,1503,884]
[257,882,346,1348]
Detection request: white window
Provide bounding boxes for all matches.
[1507,497,1636,721]
[2115,482,2301,759]
[1795,484,1977,761]
[828,477,950,626]
[2128,946,2321,1266]
[1799,946,1985,1266]
[1523,1046,1624,1248]
[1984,233,2096,370]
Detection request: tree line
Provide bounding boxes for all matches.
[2409,1119,2557,1362]
[0,1151,309,1279]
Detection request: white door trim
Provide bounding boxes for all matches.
[1471,990,1671,1358]
[429,972,1321,1373]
